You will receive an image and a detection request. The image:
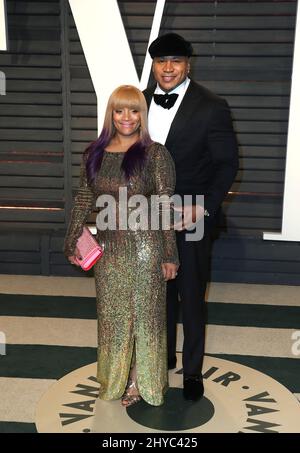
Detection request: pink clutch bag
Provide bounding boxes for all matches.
[75,227,103,271]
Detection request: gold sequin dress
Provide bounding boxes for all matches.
[64,142,178,406]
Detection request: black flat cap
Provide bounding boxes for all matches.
[149,33,193,58]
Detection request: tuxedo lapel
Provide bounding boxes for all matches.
[144,85,156,109]
[165,81,202,151]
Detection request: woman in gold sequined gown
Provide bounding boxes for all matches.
[64,86,179,407]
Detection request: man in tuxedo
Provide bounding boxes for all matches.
[143,33,239,401]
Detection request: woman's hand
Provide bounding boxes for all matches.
[68,247,82,266]
[162,263,179,281]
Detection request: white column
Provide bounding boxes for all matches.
[0,0,7,51]
[264,1,300,242]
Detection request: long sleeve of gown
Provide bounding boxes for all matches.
[152,143,179,266]
[63,158,95,257]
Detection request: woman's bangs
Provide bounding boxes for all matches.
[112,87,141,111]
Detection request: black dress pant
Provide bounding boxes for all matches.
[167,231,211,377]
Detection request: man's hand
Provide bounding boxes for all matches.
[161,263,179,281]
[173,204,205,231]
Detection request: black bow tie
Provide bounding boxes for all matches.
[153,93,179,109]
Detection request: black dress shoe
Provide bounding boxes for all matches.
[183,375,204,401]
[168,356,177,370]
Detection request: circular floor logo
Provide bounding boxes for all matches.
[36,355,300,433]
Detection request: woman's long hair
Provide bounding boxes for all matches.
[84,85,153,183]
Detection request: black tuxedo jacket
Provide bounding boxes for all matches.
[143,80,239,227]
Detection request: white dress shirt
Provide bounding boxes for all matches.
[148,77,190,145]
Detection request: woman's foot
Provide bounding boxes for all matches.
[121,378,141,407]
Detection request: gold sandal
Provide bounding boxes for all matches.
[121,378,142,407]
